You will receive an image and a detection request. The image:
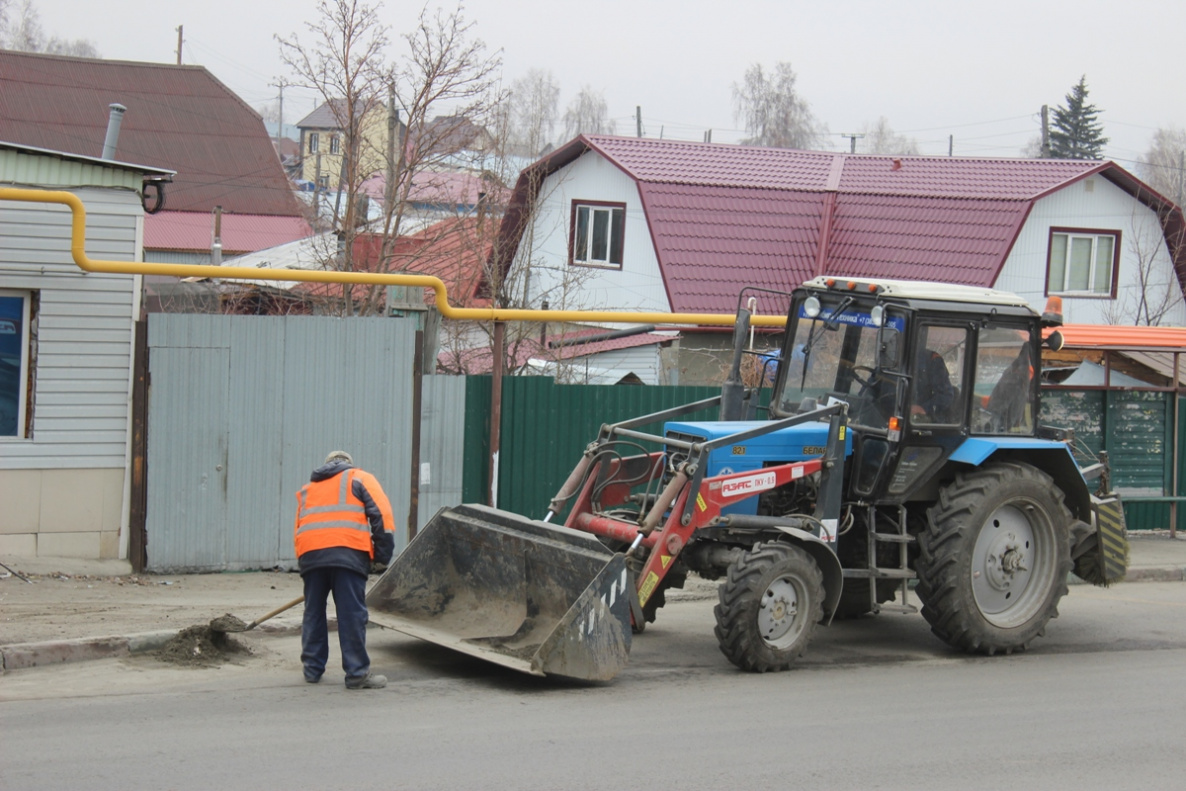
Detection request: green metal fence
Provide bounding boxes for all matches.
[460,378,1182,532]
[1042,388,1182,531]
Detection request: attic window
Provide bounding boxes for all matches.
[571,202,625,269]
[1046,228,1118,298]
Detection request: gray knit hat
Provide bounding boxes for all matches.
[324,450,353,465]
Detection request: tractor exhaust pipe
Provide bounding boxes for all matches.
[720,306,752,421]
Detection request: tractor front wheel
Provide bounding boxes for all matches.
[915,462,1072,655]
[714,542,824,672]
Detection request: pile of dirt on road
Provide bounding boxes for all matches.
[208,614,248,632]
[155,624,251,667]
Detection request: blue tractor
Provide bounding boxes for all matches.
[368,277,1128,680]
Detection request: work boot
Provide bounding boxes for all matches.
[345,673,387,690]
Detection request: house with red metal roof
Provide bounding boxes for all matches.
[0,50,312,272]
[493,136,1186,352]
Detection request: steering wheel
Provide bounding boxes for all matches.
[849,365,878,389]
[851,366,898,423]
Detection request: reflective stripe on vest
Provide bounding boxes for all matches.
[294,470,372,557]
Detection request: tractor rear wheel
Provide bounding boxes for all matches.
[915,462,1072,655]
[714,542,824,672]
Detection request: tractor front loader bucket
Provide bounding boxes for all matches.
[366,504,633,681]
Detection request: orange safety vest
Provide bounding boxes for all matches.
[294,469,385,558]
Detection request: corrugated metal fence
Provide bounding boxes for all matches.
[146,314,435,571]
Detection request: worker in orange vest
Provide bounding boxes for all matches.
[294,450,395,689]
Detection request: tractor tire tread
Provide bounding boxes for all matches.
[713,542,823,672]
[915,462,1071,656]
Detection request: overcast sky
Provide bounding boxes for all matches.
[29,0,1185,169]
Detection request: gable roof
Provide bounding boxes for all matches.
[495,135,1186,315]
[295,99,374,130]
[144,211,312,255]
[0,50,301,217]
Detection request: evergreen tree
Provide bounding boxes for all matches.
[1048,76,1109,160]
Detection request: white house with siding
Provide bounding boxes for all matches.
[0,141,173,561]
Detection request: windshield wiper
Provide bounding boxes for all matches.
[797,296,854,390]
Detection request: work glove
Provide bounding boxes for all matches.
[369,561,388,576]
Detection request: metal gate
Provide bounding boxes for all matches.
[145,314,418,572]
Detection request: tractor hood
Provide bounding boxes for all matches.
[664,419,852,476]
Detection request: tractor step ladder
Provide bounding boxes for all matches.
[866,504,918,615]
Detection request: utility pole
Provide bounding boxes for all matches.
[838,133,864,153]
[315,150,323,221]
[269,79,289,150]
[636,106,643,138]
[175,25,183,65]
[211,205,223,266]
[1178,150,1184,209]
[386,81,397,211]
[1040,105,1050,158]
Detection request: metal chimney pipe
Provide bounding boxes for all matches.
[101,103,127,160]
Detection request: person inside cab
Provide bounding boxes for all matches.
[911,326,965,424]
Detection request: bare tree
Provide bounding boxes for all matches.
[2,0,42,50]
[506,68,559,156]
[561,86,616,140]
[1021,135,1045,159]
[255,100,281,125]
[1103,196,1184,326]
[860,117,919,156]
[0,0,97,55]
[278,0,391,315]
[43,35,98,57]
[732,62,824,150]
[364,2,505,319]
[1139,126,1186,207]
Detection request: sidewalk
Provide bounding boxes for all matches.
[3,531,1185,673]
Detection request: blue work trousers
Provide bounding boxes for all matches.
[301,567,370,682]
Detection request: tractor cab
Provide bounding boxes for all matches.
[771,277,1045,502]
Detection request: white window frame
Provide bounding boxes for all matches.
[0,290,31,440]
[1047,229,1118,297]
[571,202,625,269]
[308,132,320,154]
[330,134,341,155]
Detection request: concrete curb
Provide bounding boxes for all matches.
[0,630,176,672]
[0,616,321,673]
[1122,565,1186,583]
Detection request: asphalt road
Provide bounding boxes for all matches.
[3,582,1185,790]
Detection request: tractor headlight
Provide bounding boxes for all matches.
[870,304,885,327]
[804,296,821,318]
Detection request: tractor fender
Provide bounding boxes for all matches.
[767,526,844,626]
[947,438,1093,523]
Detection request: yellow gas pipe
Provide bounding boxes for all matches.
[0,187,788,328]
